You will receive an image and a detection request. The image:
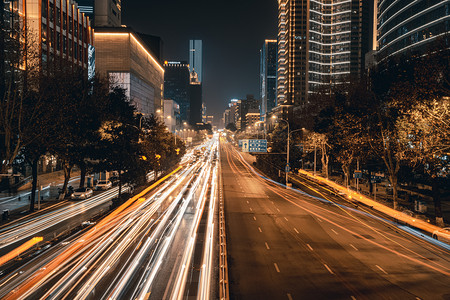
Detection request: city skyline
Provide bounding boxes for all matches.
[122,0,278,120]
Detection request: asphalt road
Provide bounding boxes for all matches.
[0,139,220,299]
[221,140,450,300]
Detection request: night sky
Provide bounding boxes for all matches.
[122,0,278,124]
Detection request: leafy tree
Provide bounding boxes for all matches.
[225,123,237,132]
[95,87,140,197]
[397,97,450,226]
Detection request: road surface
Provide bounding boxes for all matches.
[221,140,450,300]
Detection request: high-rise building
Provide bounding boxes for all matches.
[189,40,203,83]
[77,0,121,27]
[236,95,259,131]
[164,61,190,122]
[77,0,95,21]
[138,33,164,63]
[276,0,368,120]
[94,0,121,27]
[94,27,164,116]
[189,70,203,125]
[260,40,278,121]
[223,99,239,128]
[164,99,180,133]
[377,0,450,63]
[23,0,93,71]
[1,0,94,99]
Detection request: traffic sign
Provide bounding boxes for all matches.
[354,170,362,179]
[371,175,382,183]
[285,164,290,173]
[240,139,267,153]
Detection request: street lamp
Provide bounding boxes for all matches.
[272,115,290,187]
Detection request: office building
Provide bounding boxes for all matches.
[377,0,450,62]
[164,61,190,122]
[276,0,367,120]
[222,108,232,128]
[94,27,164,116]
[246,109,260,130]
[4,0,94,73]
[189,70,203,125]
[235,95,259,131]
[260,40,278,121]
[164,99,180,133]
[77,0,94,20]
[76,0,121,27]
[189,40,203,83]
[223,99,239,128]
[139,33,164,63]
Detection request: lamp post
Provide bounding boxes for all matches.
[272,115,290,187]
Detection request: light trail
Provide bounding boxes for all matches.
[1,139,221,300]
[2,167,183,299]
[223,141,450,277]
[0,237,43,266]
[0,185,129,250]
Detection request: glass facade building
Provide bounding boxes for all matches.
[377,0,450,61]
[164,61,191,122]
[189,40,203,83]
[260,40,278,121]
[276,0,364,109]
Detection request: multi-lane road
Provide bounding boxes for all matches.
[0,135,449,299]
[0,138,219,299]
[221,139,450,300]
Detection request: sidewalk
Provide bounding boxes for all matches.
[297,169,450,242]
[319,172,450,227]
[0,170,81,216]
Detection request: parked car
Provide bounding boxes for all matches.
[109,176,120,186]
[71,187,93,200]
[95,180,112,190]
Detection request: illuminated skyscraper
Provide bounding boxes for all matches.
[260,40,278,121]
[164,61,191,122]
[189,70,203,125]
[276,0,368,120]
[189,40,203,83]
[377,0,450,62]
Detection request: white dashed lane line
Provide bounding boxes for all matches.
[265,242,270,250]
[307,244,313,251]
[324,264,334,275]
[294,228,299,234]
[258,227,262,233]
[287,293,293,300]
[253,216,257,221]
[349,244,358,251]
[331,229,339,235]
[317,218,323,222]
[284,217,289,222]
[376,265,388,275]
[274,263,281,273]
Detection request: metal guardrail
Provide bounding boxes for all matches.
[218,159,229,300]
